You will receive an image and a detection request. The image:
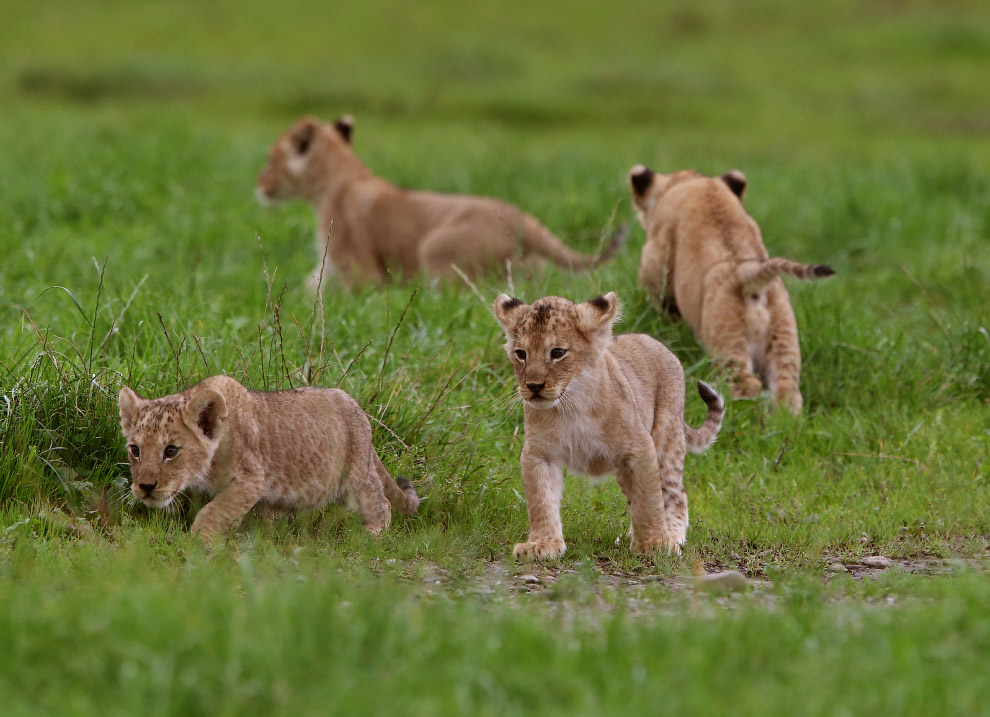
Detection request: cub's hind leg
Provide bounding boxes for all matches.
[762,282,803,414]
[346,432,393,534]
[418,224,510,280]
[652,421,690,546]
[351,458,392,534]
[700,284,763,399]
[616,438,680,556]
[638,237,676,312]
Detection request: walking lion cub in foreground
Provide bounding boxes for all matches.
[630,165,835,414]
[118,376,418,542]
[257,115,626,288]
[493,292,724,559]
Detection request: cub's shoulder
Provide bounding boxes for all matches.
[197,374,246,397]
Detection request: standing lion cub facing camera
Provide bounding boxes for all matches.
[118,375,418,542]
[256,115,626,288]
[630,165,835,414]
[493,292,724,559]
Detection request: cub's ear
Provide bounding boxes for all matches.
[577,292,621,334]
[290,117,320,155]
[492,294,527,330]
[720,170,747,199]
[630,165,655,197]
[184,389,228,440]
[118,386,143,434]
[333,114,355,144]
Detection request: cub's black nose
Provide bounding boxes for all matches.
[138,482,157,495]
[526,382,546,395]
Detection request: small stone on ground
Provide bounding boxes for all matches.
[861,555,894,569]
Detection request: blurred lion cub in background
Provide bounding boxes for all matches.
[629,165,835,414]
[256,115,626,288]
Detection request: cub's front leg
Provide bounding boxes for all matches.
[191,466,265,543]
[513,449,566,561]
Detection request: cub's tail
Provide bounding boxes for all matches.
[374,452,419,514]
[521,216,629,271]
[736,257,835,295]
[684,381,725,454]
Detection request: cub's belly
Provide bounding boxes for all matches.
[262,473,340,509]
[558,441,616,478]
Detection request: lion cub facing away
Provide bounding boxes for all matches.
[257,115,626,288]
[493,292,724,559]
[118,375,418,542]
[630,165,835,414]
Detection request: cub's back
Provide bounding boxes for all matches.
[660,178,767,323]
[247,386,369,474]
[609,334,687,418]
[663,178,766,265]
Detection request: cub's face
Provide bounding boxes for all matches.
[628,165,747,228]
[118,387,227,508]
[255,114,355,204]
[492,293,619,409]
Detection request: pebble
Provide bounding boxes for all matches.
[694,570,750,594]
[520,574,542,585]
[861,555,894,569]
[827,563,848,573]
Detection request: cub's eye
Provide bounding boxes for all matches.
[163,445,179,459]
[128,444,140,458]
[550,348,567,360]
[514,349,527,361]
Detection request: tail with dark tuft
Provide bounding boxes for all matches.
[522,218,629,271]
[737,257,836,294]
[591,221,630,267]
[375,453,420,514]
[685,381,725,453]
[392,476,420,514]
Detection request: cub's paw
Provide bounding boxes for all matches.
[631,535,681,557]
[190,522,221,546]
[513,539,566,561]
[774,383,803,416]
[732,376,763,400]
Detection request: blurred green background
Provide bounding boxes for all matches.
[4,0,989,146]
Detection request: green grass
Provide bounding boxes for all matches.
[2,539,990,716]
[1,0,989,713]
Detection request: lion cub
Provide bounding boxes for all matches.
[493,292,724,559]
[118,375,418,542]
[630,165,835,414]
[257,115,626,288]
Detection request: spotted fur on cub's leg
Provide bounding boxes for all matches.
[492,292,724,559]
